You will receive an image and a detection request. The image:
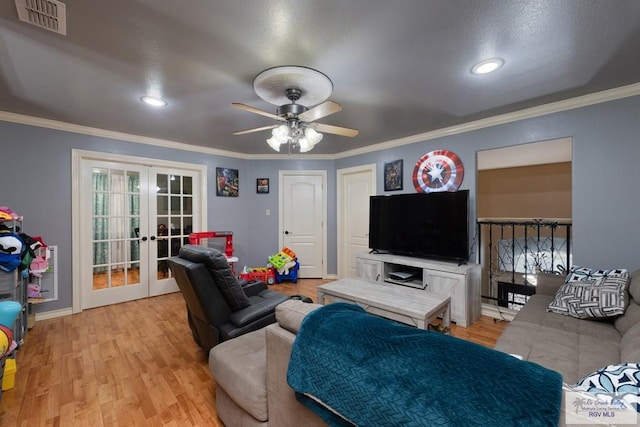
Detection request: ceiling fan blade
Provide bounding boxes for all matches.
[298,100,342,122]
[232,103,284,121]
[314,122,359,137]
[233,124,277,135]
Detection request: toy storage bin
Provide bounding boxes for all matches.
[275,259,299,284]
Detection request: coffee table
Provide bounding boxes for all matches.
[317,278,451,330]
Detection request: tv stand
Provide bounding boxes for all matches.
[356,252,481,327]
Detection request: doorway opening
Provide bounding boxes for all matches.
[476,137,572,317]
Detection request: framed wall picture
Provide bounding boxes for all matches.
[216,167,239,197]
[257,178,269,194]
[384,159,403,191]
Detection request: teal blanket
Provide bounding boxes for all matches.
[287,303,562,427]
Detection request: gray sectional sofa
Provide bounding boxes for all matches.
[494,269,640,384]
[208,271,640,426]
[209,300,324,427]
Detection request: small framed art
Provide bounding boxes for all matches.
[257,178,269,194]
[384,159,403,191]
[216,167,239,197]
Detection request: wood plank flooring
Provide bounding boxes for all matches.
[0,279,507,426]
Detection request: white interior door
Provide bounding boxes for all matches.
[280,171,326,278]
[77,155,204,310]
[337,164,376,278]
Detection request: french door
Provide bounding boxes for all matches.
[75,153,204,310]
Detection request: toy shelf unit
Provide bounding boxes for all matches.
[356,252,481,328]
[0,270,26,346]
[0,217,27,346]
[28,245,58,303]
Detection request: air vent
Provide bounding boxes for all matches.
[15,0,67,35]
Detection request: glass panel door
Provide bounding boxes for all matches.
[149,169,199,296]
[83,162,149,308]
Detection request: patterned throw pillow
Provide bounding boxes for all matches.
[547,277,628,319]
[573,363,640,413]
[565,265,628,283]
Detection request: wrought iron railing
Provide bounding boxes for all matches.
[477,218,572,310]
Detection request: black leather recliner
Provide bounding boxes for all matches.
[168,244,290,352]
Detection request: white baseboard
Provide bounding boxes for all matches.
[35,307,73,321]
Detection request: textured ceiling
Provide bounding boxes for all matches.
[1,0,640,155]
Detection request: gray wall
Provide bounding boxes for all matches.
[245,159,336,271]
[337,94,640,271]
[0,123,333,313]
[1,93,639,314]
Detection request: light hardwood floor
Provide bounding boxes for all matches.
[0,279,507,426]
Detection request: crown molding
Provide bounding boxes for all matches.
[0,110,249,158]
[1,82,639,161]
[335,82,640,159]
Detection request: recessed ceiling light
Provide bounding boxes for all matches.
[140,95,168,107]
[471,58,504,75]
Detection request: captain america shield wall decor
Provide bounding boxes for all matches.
[412,150,464,193]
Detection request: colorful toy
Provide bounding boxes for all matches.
[30,255,49,275]
[239,267,269,282]
[0,300,20,359]
[267,247,300,283]
[0,301,20,329]
[27,283,42,299]
[188,231,234,257]
[239,266,277,285]
[266,267,276,285]
[0,325,12,358]
[267,247,296,269]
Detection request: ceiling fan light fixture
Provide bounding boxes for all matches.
[272,124,289,141]
[234,65,357,153]
[266,123,324,153]
[297,126,324,153]
[140,95,168,107]
[471,58,504,75]
[266,136,281,152]
[305,127,323,145]
[266,124,289,151]
[298,137,312,153]
[254,66,333,106]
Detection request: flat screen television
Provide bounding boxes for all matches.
[368,190,469,263]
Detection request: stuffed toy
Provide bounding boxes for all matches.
[0,232,24,273]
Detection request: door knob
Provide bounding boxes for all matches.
[284,230,290,235]
[141,236,148,242]
[150,236,156,241]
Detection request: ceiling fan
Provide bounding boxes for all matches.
[232,66,359,152]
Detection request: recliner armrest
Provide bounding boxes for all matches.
[229,300,277,327]
[242,280,268,296]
